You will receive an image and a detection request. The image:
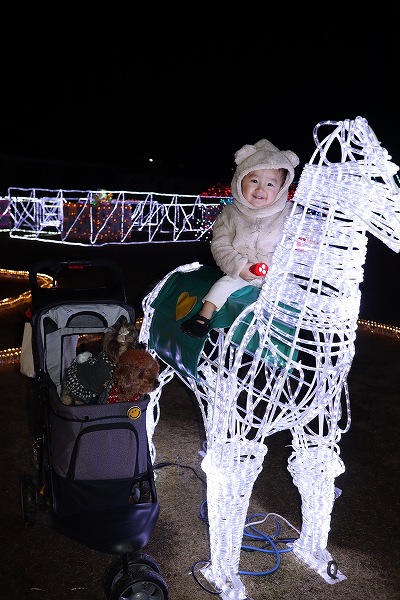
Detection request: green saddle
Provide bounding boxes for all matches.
[149,265,298,380]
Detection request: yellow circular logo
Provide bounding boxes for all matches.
[127,405,141,420]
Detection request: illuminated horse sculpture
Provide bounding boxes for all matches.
[140,117,400,600]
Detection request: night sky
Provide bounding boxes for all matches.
[1,7,399,324]
[1,7,398,193]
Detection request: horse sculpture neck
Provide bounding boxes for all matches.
[258,169,367,339]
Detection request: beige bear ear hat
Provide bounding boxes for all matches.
[230,138,300,217]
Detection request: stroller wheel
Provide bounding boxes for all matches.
[104,553,162,597]
[20,474,37,526]
[109,569,168,600]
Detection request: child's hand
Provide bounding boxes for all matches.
[240,263,263,281]
[249,263,268,276]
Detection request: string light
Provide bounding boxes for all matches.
[0,269,51,366]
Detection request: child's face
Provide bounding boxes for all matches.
[241,168,285,208]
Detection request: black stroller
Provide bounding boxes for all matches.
[20,258,168,600]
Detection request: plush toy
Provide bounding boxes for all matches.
[60,317,138,405]
[106,348,160,404]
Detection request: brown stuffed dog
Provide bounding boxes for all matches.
[107,348,160,404]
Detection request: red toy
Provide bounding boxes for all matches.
[249,262,268,276]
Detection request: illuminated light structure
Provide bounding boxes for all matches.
[6,189,229,245]
[3,183,291,245]
[140,117,400,600]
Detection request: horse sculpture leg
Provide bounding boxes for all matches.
[287,443,345,581]
[200,440,268,600]
[287,381,351,582]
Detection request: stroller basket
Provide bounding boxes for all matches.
[48,392,154,516]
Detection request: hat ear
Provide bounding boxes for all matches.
[281,149,300,169]
[234,139,281,166]
[234,144,257,166]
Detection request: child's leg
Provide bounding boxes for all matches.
[180,308,214,338]
[181,276,249,338]
[197,300,216,320]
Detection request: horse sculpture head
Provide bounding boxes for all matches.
[297,117,400,251]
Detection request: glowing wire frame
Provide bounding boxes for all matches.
[140,117,400,600]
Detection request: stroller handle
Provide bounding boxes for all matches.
[29,259,127,311]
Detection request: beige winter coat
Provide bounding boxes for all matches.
[211,200,295,278]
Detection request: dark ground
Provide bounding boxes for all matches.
[0,232,400,600]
